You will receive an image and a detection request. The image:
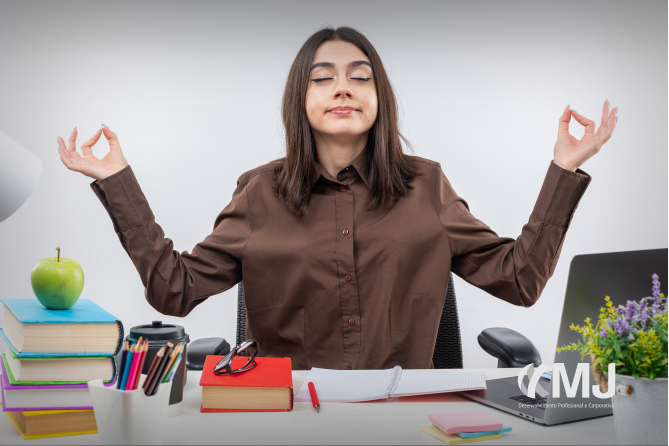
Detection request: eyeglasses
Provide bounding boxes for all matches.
[213,339,260,375]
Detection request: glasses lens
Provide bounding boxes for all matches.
[232,359,257,374]
[214,340,259,375]
[214,349,236,372]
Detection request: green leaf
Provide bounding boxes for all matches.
[614,343,623,359]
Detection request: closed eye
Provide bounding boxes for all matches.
[311,78,371,83]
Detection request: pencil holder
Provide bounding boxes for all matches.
[88,375,172,445]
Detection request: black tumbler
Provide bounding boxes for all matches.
[116,321,189,417]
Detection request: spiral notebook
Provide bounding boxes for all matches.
[295,366,486,402]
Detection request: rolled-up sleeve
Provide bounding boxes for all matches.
[436,160,591,307]
[90,165,253,316]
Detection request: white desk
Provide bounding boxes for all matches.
[1,368,616,445]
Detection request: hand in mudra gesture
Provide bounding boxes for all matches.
[553,99,618,172]
[58,125,129,181]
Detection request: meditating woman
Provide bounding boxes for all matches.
[58,26,617,370]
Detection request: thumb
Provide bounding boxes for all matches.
[101,124,122,151]
[557,105,572,135]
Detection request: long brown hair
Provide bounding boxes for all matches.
[273,26,420,218]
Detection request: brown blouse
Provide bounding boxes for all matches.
[90,150,591,370]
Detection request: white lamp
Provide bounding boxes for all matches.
[0,129,42,223]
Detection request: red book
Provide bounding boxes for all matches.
[199,356,293,412]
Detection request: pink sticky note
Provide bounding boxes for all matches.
[428,412,503,435]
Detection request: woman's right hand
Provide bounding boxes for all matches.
[58,125,129,181]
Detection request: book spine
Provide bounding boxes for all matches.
[110,355,117,383]
[114,320,124,356]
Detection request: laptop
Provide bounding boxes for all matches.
[460,248,668,425]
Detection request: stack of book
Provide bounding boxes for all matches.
[422,412,512,444]
[0,298,122,439]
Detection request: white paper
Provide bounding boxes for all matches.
[295,367,397,402]
[295,366,486,402]
[391,370,486,396]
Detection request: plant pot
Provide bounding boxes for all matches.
[611,374,667,445]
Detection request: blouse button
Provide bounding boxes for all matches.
[342,172,348,178]
[340,186,346,192]
[348,318,355,326]
[344,274,352,282]
[343,229,349,235]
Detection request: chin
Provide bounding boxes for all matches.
[328,124,367,135]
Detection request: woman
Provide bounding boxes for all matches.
[58,27,617,370]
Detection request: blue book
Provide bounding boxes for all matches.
[0,298,124,358]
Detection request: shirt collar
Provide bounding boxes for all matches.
[311,148,370,189]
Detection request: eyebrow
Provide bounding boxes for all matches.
[310,60,373,72]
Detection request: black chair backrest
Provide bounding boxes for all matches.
[236,272,463,368]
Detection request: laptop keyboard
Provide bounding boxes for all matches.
[508,394,547,410]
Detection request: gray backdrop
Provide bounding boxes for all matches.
[0,0,666,368]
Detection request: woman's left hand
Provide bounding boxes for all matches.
[553,99,618,172]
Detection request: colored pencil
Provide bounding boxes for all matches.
[161,342,183,383]
[124,337,143,390]
[153,342,175,394]
[119,340,136,390]
[147,342,174,396]
[167,355,183,383]
[131,340,149,390]
[161,344,183,383]
[142,345,166,395]
[166,343,185,382]
[116,340,129,389]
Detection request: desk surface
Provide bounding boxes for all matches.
[1,368,616,445]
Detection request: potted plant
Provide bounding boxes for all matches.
[557,273,667,445]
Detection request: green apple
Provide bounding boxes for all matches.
[31,247,84,310]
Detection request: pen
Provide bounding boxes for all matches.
[308,381,320,413]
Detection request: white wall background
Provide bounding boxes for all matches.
[0,0,666,368]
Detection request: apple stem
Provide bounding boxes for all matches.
[56,246,60,262]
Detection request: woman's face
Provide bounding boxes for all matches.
[305,41,378,141]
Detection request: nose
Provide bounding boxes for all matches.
[333,76,353,99]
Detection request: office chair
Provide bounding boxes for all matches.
[186,272,542,370]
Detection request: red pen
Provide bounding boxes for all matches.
[308,381,320,413]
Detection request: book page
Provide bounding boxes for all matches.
[391,370,486,396]
[295,367,398,402]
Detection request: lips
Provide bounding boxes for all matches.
[329,106,358,114]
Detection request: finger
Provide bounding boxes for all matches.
[601,99,610,126]
[101,124,122,152]
[597,106,618,142]
[598,104,617,133]
[557,105,572,135]
[59,136,80,170]
[81,127,103,156]
[68,126,77,153]
[570,109,596,134]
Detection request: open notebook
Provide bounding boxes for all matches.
[295,366,486,402]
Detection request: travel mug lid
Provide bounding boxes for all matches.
[129,320,189,342]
